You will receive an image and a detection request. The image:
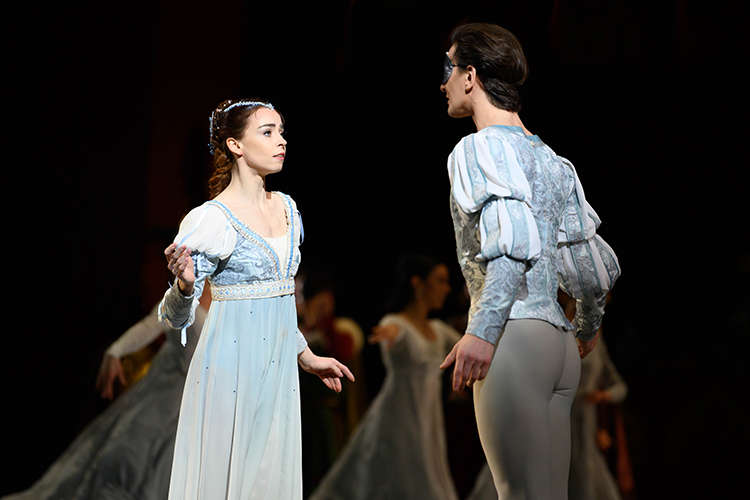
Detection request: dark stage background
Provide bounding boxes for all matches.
[4,0,748,498]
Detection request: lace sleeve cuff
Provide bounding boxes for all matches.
[159,279,197,345]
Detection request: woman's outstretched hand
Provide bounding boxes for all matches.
[164,243,195,296]
[298,347,355,392]
[368,323,401,350]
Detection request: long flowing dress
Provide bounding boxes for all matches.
[568,336,627,500]
[159,192,307,500]
[308,314,461,500]
[2,305,203,500]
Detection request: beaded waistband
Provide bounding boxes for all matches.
[210,278,295,301]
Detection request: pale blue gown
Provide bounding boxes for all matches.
[159,192,308,500]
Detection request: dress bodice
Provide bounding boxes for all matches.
[379,314,460,379]
[159,192,304,340]
[200,195,301,289]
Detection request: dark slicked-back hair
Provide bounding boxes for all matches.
[450,23,529,112]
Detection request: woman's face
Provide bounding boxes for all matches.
[440,45,471,119]
[419,264,452,311]
[231,107,287,174]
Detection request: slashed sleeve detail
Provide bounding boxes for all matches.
[556,159,621,340]
[450,130,542,263]
[159,204,237,344]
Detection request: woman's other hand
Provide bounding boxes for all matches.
[95,355,127,400]
[165,243,195,295]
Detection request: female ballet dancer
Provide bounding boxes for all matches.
[308,254,461,500]
[161,98,354,500]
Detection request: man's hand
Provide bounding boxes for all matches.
[577,332,599,359]
[440,334,495,392]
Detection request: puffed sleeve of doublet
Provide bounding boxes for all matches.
[449,129,542,262]
[556,159,621,341]
[159,203,237,345]
[449,130,541,345]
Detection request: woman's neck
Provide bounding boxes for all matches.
[399,301,437,340]
[221,166,269,207]
[401,301,430,324]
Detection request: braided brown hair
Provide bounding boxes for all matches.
[206,98,283,199]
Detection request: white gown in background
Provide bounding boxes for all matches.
[568,336,627,500]
[308,314,461,500]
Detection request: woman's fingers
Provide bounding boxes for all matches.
[337,361,355,382]
[324,360,354,383]
[321,372,343,392]
[328,364,344,379]
[330,377,342,392]
[164,245,193,279]
[164,243,174,262]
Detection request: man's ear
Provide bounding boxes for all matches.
[464,65,478,94]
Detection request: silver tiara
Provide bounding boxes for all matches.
[224,100,274,113]
[208,100,275,154]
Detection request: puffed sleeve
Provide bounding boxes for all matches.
[377,315,407,354]
[448,130,541,345]
[556,159,621,340]
[159,203,237,345]
[449,129,542,262]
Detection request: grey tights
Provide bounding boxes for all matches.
[473,319,581,500]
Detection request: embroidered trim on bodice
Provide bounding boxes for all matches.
[205,193,297,280]
[210,278,295,300]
